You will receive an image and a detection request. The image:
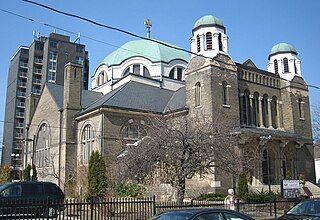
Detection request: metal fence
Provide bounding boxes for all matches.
[0,196,300,220]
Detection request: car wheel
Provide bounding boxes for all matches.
[43,207,58,218]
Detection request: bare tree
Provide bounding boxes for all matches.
[118,113,249,203]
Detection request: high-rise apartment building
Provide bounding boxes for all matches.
[2,33,89,178]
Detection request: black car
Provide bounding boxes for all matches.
[0,181,65,218]
[148,208,255,220]
[278,199,320,220]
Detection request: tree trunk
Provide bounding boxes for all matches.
[176,175,186,204]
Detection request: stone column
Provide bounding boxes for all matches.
[276,100,281,129]
[239,93,244,126]
[249,95,254,126]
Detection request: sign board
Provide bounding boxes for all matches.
[282,180,300,198]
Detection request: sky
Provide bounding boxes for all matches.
[0,0,320,145]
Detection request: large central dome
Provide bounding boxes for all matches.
[99,39,190,67]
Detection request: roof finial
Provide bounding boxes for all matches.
[144,19,152,38]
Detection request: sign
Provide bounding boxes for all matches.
[282,180,300,198]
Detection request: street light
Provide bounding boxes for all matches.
[11,153,20,180]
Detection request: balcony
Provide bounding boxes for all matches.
[14,132,24,139]
[34,58,43,64]
[20,62,28,68]
[33,78,42,84]
[34,69,42,75]
[16,112,25,118]
[18,71,27,78]
[16,101,25,108]
[17,91,26,97]
[32,88,41,94]
[15,122,24,128]
[17,81,27,88]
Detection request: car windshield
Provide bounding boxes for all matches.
[150,211,193,220]
[287,200,320,217]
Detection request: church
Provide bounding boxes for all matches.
[24,15,315,197]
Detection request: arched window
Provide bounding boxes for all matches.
[262,94,268,127]
[298,98,305,119]
[35,123,50,168]
[222,81,229,106]
[283,57,289,72]
[206,32,212,50]
[252,92,259,127]
[122,64,150,78]
[196,35,200,53]
[99,72,105,85]
[242,90,251,126]
[271,96,278,129]
[274,60,278,74]
[82,124,94,164]
[195,82,201,107]
[121,120,146,139]
[168,67,184,81]
[218,33,223,51]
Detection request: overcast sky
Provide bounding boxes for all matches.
[1,0,319,144]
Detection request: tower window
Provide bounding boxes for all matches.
[283,58,289,73]
[298,98,305,119]
[206,32,212,50]
[218,33,223,51]
[294,59,297,74]
[197,35,200,53]
[195,82,201,107]
[274,60,278,74]
[222,81,230,106]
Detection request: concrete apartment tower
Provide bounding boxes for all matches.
[2,33,89,179]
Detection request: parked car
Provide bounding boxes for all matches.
[278,199,320,220]
[148,208,255,220]
[0,181,65,218]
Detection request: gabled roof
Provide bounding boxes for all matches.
[77,81,186,117]
[45,83,103,109]
[242,59,257,69]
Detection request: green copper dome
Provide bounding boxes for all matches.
[99,39,190,67]
[193,15,224,29]
[270,43,298,56]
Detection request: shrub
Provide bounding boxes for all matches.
[0,164,12,184]
[115,182,144,198]
[197,192,226,201]
[246,189,280,203]
[23,164,37,181]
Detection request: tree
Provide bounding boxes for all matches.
[118,114,248,203]
[312,103,320,144]
[23,164,37,181]
[0,164,12,184]
[86,151,107,199]
[237,172,249,201]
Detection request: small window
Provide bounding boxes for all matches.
[218,33,223,51]
[274,59,278,74]
[298,98,305,119]
[133,65,140,75]
[195,82,201,107]
[222,81,229,106]
[206,32,212,50]
[50,41,58,49]
[143,66,150,77]
[283,57,289,72]
[197,35,200,52]
[177,68,183,80]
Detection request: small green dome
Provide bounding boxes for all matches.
[193,15,224,29]
[99,39,190,67]
[270,43,298,56]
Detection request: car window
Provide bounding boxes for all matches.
[223,213,247,220]
[0,184,21,197]
[22,183,44,196]
[288,200,320,215]
[195,212,223,220]
[45,183,62,196]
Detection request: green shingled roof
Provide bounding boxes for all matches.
[193,15,224,29]
[99,39,190,67]
[270,43,298,56]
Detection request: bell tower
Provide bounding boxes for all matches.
[190,15,229,59]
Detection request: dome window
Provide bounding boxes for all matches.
[206,32,212,50]
[123,64,151,78]
[168,67,184,81]
[283,58,289,73]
